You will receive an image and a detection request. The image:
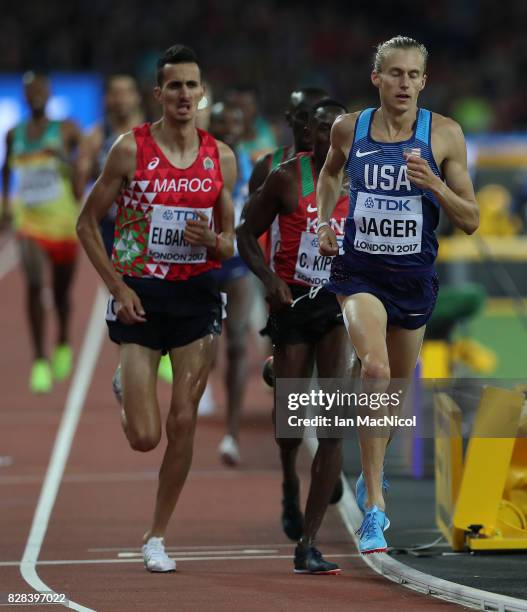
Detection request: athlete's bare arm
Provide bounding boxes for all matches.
[248,153,272,194]
[237,162,296,309]
[407,115,479,235]
[60,119,84,201]
[183,140,235,260]
[77,132,146,324]
[75,125,104,195]
[0,129,14,230]
[317,113,357,256]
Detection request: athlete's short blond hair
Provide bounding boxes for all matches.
[373,36,428,73]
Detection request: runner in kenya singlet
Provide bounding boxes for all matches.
[273,152,348,287]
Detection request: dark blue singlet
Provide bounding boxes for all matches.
[326,107,442,329]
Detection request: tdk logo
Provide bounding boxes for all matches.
[311,236,319,247]
[364,197,412,211]
[162,209,174,221]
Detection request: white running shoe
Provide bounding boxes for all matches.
[197,382,215,416]
[112,365,123,405]
[218,435,241,466]
[142,537,176,572]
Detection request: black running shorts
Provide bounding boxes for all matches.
[106,272,222,354]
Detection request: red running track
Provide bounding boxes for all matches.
[0,243,464,611]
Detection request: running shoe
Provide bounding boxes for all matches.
[142,536,176,572]
[51,344,72,381]
[282,482,304,541]
[29,359,52,394]
[112,364,123,405]
[329,476,344,505]
[262,355,275,388]
[218,434,241,466]
[355,472,389,514]
[158,354,173,383]
[356,505,389,554]
[294,543,341,575]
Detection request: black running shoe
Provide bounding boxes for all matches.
[294,543,341,575]
[262,356,275,388]
[329,476,344,505]
[282,482,304,541]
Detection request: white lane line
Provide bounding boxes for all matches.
[0,238,18,281]
[19,285,107,612]
[2,553,361,567]
[117,549,280,558]
[88,543,295,552]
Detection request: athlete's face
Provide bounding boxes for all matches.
[106,77,141,121]
[209,106,244,147]
[154,63,204,123]
[24,77,50,115]
[311,107,343,163]
[371,48,426,112]
[287,93,328,152]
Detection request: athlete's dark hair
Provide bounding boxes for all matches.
[156,45,200,85]
[288,87,328,111]
[22,71,49,86]
[373,35,428,72]
[104,74,138,92]
[311,98,348,116]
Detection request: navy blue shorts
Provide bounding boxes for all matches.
[106,272,222,353]
[325,256,439,330]
[212,255,250,286]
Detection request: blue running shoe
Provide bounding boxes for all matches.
[356,505,389,554]
[355,472,389,514]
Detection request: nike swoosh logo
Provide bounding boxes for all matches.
[408,313,426,316]
[306,204,318,212]
[356,149,382,158]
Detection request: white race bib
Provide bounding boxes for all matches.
[147,205,213,264]
[19,165,62,206]
[293,231,343,287]
[353,191,422,255]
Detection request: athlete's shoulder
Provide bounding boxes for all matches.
[109,131,137,166]
[214,138,236,162]
[430,112,464,138]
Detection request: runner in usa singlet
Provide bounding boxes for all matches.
[343,107,441,271]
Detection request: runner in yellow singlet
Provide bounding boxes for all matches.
[1,72,82,394]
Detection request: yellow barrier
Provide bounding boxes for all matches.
[435,386,527,551]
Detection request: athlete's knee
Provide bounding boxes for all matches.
[317,437,342,452]
[27,278,43,294]
[361,353,390,385]
[166,406,196,442]
[128,427,161,452]
[277,437,302,452]
[226,333,247,361]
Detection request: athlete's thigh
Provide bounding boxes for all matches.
[52,259,76,294]
[168,333,217,410]
[223,274,253,335]
[338,292,388,362]
[120,342,162,429]
[386,324,426,379]
[316,324,355,378]
[18,236,45,285]
[274,342,315,379]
